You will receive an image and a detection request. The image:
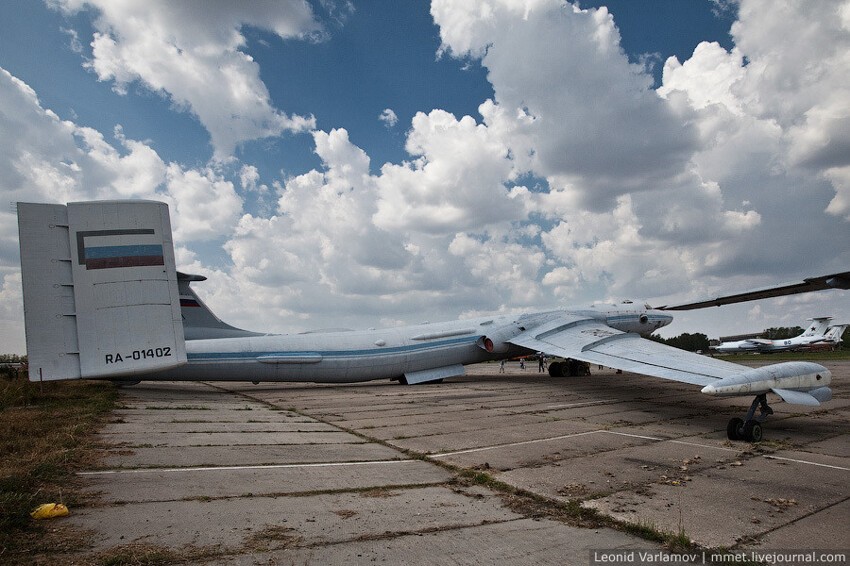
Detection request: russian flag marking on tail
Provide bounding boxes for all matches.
[76,229,164,270]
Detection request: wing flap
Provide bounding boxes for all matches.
[510,318,746,387]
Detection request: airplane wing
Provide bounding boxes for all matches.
[509,316,746,387]
[658,271,850,310]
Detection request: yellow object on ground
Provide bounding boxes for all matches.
[30,503,70,519]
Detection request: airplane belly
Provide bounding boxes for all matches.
[178,333,415,383]
[139,326,506,383]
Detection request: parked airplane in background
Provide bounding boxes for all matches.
[808,324,849,351]
[16,201,850,442]
[713,317,833,353]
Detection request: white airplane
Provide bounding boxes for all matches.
[16,201,850,442]
[806,324,848,351]
[713,317,833,353]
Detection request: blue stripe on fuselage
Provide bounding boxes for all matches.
[186,335,483,363]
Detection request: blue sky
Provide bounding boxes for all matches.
[1,0,849,353]
[0,1,733,177]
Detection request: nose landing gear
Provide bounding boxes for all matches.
[726,393,773,442]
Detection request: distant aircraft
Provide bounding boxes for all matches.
[16,201,850,442]
[713,317,833,353]
[806,324,849,351]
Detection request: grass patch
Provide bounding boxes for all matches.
[0,374,118,558]
[94,542,221,565]
[620,518,697,553]
[144,405,210,410]
[713,350,850,362]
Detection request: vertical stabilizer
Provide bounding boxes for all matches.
[177,272,263,339]
[802,317,832,336]
[18,201,187,381]
[823,324,848,343]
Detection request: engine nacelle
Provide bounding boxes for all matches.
[477,335,511,354]
[700,361,830,397]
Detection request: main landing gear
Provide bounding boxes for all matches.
[726,393,773,442]
[548,359,591,377]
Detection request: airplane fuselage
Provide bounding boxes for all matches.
[145,305,673,383]
[715,334,828,354]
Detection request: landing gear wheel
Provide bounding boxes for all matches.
[571,359,591,376]
[726,417,743,441]
[743,419,763,442]
[548,360,590,377]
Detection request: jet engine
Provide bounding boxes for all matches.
[477,336,511,354]
[476,323,524,355]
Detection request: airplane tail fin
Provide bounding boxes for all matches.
[802,317,832,336]
[177,272,263,340]
[17,201,187,381]
[823,324,848,343]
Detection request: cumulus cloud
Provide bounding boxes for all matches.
[118,0,850,337]
[427,0,850,302]
[655,0,850,284]
[378,108,398,128]
[425,0,768,299]
[374,109,523,234]
[51,0,319,159]
[0,66,246,249]
[208,123,545,331]
[433,0,698,211]
[217,128,413,328]
[0,67,167,221]
[164,165,243,241]
[0,66,252,350]
[4,0,850,349]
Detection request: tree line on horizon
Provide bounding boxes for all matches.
[651,326,850,352]
[0,354,27,379]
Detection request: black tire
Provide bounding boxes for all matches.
[743,420,763,442]
[548,362,564,377]
[727,417,743,440]
[568,359,590,376]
